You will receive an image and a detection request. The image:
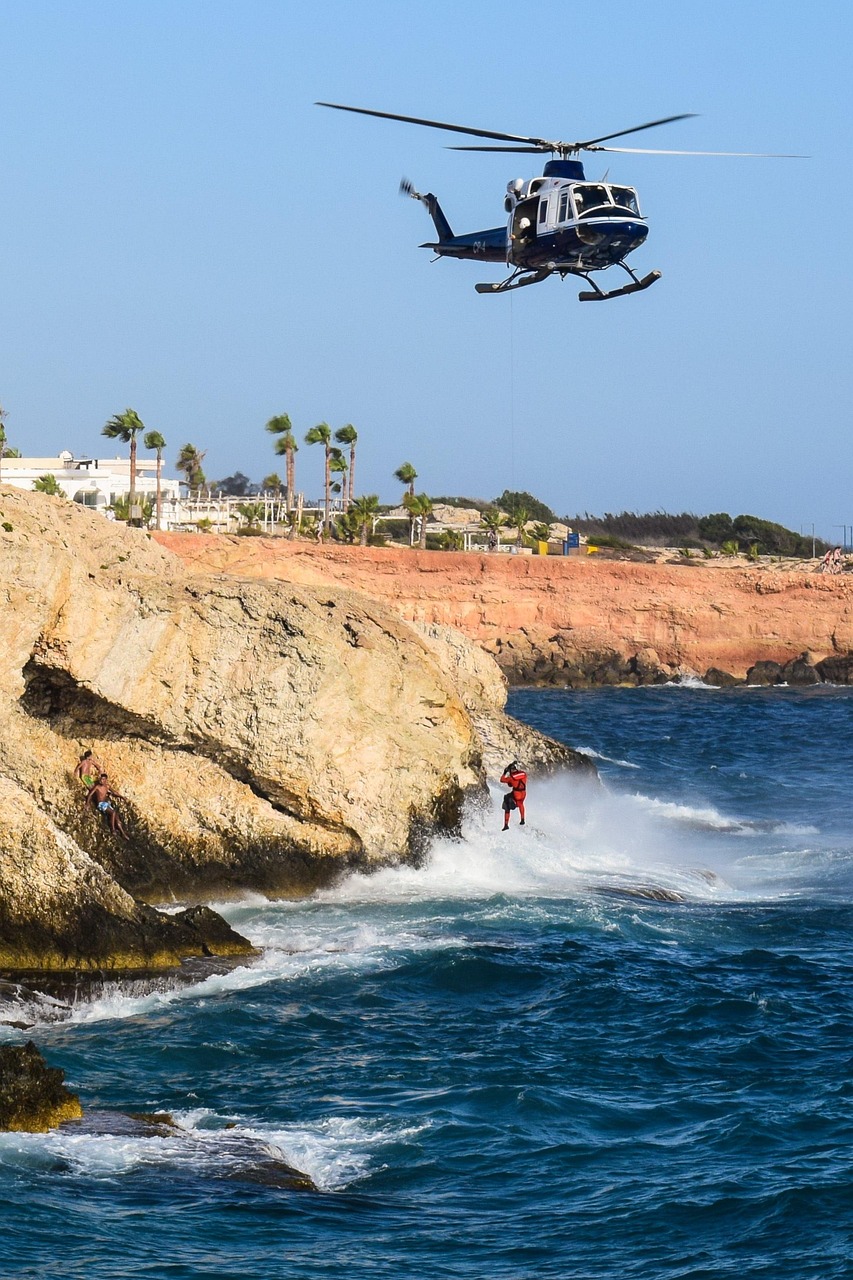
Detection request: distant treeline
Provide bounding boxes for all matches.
[567,511,828,557]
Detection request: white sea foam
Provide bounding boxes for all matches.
[4,769,839,1034]
[59,918,455,1027]
[315,775,740,907]
[575,745,641,769]
[0,1108,420,1191]
[312,772,839,911]
[668,675,718,690]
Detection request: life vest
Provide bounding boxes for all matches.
[501,769,527,802]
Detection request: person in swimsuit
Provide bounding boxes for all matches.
[74,750,104,789]
[84,773,130,840]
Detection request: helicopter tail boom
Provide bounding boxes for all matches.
[402,177,507,262]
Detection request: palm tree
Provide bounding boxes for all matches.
[103,409,145,508]
[265,414,299,513]
[394,461,418,500]
[263,472,283,495]
[395,462,419,544]
[33,474,63,496]
[305,421,333,537]
[111,494,153,524]
[480,507,504,550]
[335,509,361,544]
[143,430,167,531]
[405,492,433,550]
[237,501,266,531]
[335,424,358,509]
[350,494,379,546]
[176,443,207,492]
[505,504,531,549]
[330,449,347,510]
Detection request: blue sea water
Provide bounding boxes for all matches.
[2,686,852,1279]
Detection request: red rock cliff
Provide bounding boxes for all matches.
[153,536,853,681]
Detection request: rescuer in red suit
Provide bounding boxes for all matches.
[500,761,527,830]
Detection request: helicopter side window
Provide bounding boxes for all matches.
[538,197,549,227]
[609,186,640,215]
[572,184,611,218]
[557,190,570,223]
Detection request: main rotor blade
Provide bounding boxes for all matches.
[592,145,809,157]
[448,145,551,153]
[577,114,697,148]
[316,101,549,147]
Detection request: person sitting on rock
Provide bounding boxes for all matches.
[500,761,527,830]
[74,749,105,789]
[84,773,130,841]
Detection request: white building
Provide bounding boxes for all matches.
[0,450,180,513]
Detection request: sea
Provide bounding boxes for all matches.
[1,684,852,1279]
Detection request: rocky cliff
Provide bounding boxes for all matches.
[0,488,583,972]
[154,536,853,685]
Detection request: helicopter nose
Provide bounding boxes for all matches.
[601,221,648,249]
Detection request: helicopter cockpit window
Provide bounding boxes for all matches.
[609,186,640,215]
[572,184,610,218]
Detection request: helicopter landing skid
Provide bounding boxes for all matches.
[474,268,550,294]
[577,266,661,302]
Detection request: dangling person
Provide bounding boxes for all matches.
[500,761,527,829]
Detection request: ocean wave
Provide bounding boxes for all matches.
[627,793,819,837]
[575,746,641,769]
[0,917,460,1030]
[0,1108,423,1192]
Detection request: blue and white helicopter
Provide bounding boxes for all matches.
[318,102,800,300]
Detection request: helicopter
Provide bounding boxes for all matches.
[317,102,802,300]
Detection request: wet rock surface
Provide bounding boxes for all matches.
[0,1041,82,1131]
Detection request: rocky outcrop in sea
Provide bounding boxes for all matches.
[0,487,586,975]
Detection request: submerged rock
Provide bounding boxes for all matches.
[0,1041,82,1131]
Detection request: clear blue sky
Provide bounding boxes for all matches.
[1,0,851,537]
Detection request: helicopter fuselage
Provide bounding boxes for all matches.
[421,161,648,275]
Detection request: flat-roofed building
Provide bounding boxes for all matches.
[0,450,180,513]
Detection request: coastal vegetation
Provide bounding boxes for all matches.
[176,443,207,491]
[144,429,167,530]
[102,408,145,507]
[568,510,828,557]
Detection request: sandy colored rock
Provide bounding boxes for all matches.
[1,488,574,969]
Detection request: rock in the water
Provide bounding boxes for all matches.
[780,653,821,685]
[745,660,784,686]
[817,653,853,684]
[704,667,742,688]
[0,1041,82,1131]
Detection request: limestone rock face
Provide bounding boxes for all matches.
[1,488,569,969]
[414,623,593,777]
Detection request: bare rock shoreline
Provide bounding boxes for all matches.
[0,488,586,978]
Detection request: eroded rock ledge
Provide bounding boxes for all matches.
[0,488,585,972]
